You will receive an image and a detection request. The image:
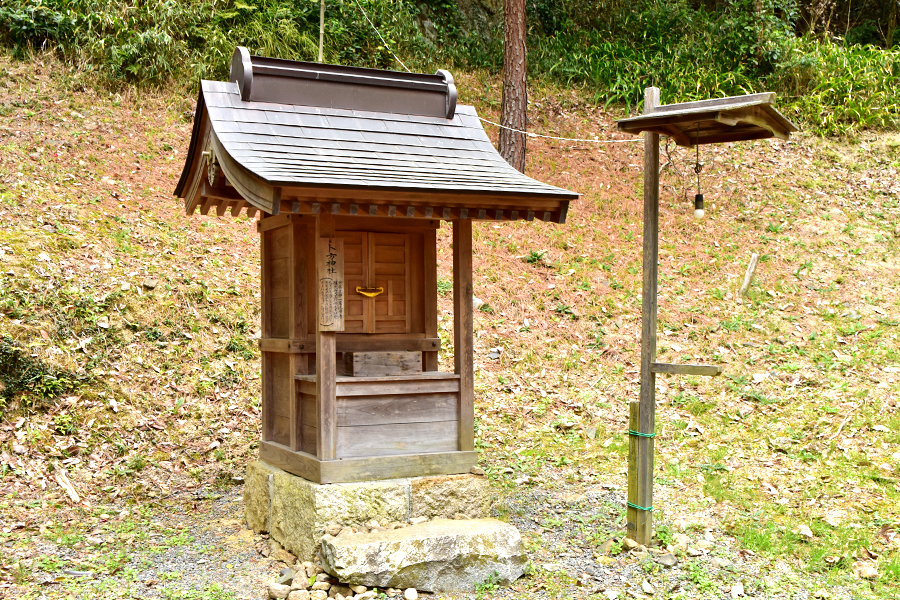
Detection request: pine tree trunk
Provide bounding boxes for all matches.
[500,0,527,173]
[888,1,898,48]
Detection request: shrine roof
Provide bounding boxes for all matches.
[175,48,577,223]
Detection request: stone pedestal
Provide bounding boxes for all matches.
[243,461,493,561]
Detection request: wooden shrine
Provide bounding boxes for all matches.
[617,89,797,544]
[174,48,578,484]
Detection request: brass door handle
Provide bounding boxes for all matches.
[356,286,384,298]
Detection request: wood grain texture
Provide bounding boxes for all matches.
[338,231,368,333]
[300,424,317,455]
[336,420,458,458]
[453,219,475,452]
[257,213,292,234]
[335,375,460,398]
[274,197,568,223]
[343,351,423,377]
[261,352,274,442]
[291,222,308,341]
[423,228,438,371]
[267,352,292,447]
[626,400,640,536]
[259,442,320,482]
[296,371,458,382]
[336,393,458,426]
[261,441,477,484]
[370,232,410,334]
[319,451,477,484]
[316,213,337,461]
[259,219,272,445]
[265,337,441,354]
[616,93,796,148]
[335,336,440,354]
[630,86,660,546]
[409,232,425,335]
[259,338,307,353]
[650,363,722,376]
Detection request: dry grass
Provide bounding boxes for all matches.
[1,53,899,598]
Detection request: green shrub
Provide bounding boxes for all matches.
[769,37,900,134]
[0,335,90,410]
[0,0,897,134]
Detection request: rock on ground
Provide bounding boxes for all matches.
[320,518,526,592]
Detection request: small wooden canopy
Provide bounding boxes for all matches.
[175,47,578,223]
[616,92,798,147]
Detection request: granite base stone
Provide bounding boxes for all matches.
[243,461,492,561]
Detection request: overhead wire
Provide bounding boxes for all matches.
[476,116,640,144]
[348,1,642,146]
[351,0,411,73]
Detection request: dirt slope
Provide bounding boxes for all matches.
[1,53,899,599]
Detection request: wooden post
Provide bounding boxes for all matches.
[260,215,274,444]
[316,213,337,461]
[628,86,660,546]
[423,228,439,372]
[453,220,475,452]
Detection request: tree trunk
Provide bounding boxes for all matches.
[888,1,898,48]
[500,0,527,173]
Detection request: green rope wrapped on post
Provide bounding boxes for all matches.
[626,429,655,511]
[626,429,656,438]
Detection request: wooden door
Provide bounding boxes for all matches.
[369,232,410,334]
[339,231,368,334]
[336,231,411,334]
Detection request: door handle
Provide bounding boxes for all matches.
[356,286,384,298]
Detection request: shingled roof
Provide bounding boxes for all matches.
[175,48,577,223]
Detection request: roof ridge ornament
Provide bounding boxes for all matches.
[226,46,458,119]
[434,69,456,119]
[231,46,253,101]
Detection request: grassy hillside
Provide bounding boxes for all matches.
[1,52,900,598]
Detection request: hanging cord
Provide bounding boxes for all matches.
[348,1,642,145]
[694,123,703,189]
[693,123,705,218]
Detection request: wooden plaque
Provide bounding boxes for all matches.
[317,237,345,331]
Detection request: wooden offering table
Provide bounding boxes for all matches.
[175,47,578,484]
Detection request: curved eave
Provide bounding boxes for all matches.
[175,80,578,223]
[174,87,205,199]
[197,149,574,223]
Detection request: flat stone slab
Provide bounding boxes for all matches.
[320,518,526,592]
[244,461,491,560]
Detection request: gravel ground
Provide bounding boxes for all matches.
[8,488,277,599]
[486,481,863,600]
[6,481,870,600]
